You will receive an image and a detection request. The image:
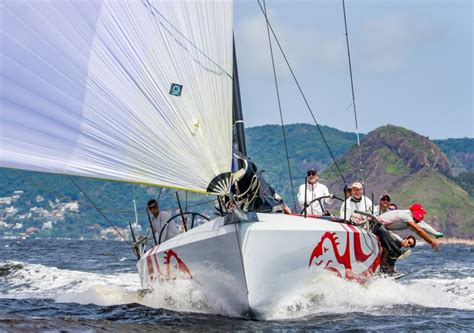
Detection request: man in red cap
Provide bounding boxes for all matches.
[377,203,440,250]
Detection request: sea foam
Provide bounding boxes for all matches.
[1,260,473,320]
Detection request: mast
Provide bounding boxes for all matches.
[232,38,248,161]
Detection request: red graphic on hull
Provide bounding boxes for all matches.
[164,249,192,280]
[146,248,192,282]
[309,224,381,283]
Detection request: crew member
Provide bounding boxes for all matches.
[147,199,178,243]
[374,193,391,215]
[377,203,440,250]
[381,235,416,274]
[297,168,332,215]
[339,182,373,221]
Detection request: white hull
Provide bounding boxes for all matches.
[137,213,381,317]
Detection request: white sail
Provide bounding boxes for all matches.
[0,0,233,194]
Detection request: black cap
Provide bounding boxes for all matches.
[307,167,318,174]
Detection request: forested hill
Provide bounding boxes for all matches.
[245,124,364,198]
[0,123,472,239]
[246,124,473,197]
[321,125,473,238]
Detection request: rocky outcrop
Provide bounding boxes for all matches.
[367,125,452,176]
[322,125,473,239]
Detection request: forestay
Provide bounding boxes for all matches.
[0,0,233,194]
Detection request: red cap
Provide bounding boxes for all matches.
[410,203,426,221]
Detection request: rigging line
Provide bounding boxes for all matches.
[16,172,109,211]
[262,0,297,210]
[157,187,163,201]
[142,0,232,79]
[132,183,139,226]
[257,0,346,185]
[25,174,147,214]
[67,176,130,244]
[342,0,365,185]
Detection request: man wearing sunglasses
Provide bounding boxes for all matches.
[381,235,416,274]
[297,168,332,215]
[374,193,391,216]
[147,199,178,243]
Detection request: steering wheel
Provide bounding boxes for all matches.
[300,195,344,215]
[158,212,210,244]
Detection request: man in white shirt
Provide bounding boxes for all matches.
[297,168,332,215]
[373,193,391,216]
[147,199,178,243]
[339,182,373,220]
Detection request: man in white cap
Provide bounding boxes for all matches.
[339,181,373,221]
[297,168,332,215]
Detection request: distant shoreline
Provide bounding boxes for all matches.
[2,236,473,245]
[438,237,474,245]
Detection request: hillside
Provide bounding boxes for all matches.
[0,123,472,239]
[322,125,474,239]
[433,138,474,175]
[246,124,473,202]
[246,124,361,198]
[0,169,206,239]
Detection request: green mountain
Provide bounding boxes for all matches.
[0,123,472,239]
[246,124,473,203]
[321,125,474,239]
[245,123,361,201]
[432,137,474,197]
[433,138,474,175]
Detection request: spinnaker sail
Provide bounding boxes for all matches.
[1,0,233,194]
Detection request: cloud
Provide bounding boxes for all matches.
[235,10,300,76]
[235,11,347,77]
[236,7,436,77]
[357,14,435,73]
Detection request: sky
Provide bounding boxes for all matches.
[234,0,473,139]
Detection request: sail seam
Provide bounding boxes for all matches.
[142,0,232,79]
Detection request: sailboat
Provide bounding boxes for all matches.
[1,0,381,317]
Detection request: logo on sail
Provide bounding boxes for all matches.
[170,83,183,96]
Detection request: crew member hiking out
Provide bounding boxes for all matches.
[377,203,440,251]
[381,235,416,274]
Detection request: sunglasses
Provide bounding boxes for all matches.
[381,197,390,201]
[307,172,317,176]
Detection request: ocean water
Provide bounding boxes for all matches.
[0,239,473,332]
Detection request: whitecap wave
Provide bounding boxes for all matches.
[0,261,239,316]
[267,272,474,320]
[1,260,473,320]
[0,260,140,306]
